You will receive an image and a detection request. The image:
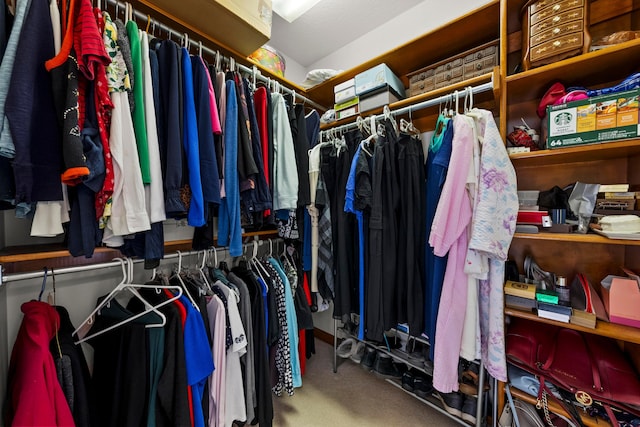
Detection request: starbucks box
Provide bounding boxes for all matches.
[546,89,640,149]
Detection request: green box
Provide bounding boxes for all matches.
[536,288,559,304]
[546,89,640,149]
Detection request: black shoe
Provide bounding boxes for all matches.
[461,395,477,424]
[401,371,415,392]
[373,353,403,379]
[413,375,434,399]
[360,346,377,371]
[436,391,463,418]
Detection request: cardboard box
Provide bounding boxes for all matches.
[547,89,640,149]
[359,86,400,112]
[335,86,356,104]
[604,277,640,328]
[355,63,406,99]
[334,78,355,93]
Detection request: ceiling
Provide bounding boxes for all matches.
[268,0,424,68]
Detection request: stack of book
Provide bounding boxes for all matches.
[596,183,640,212]
[535,288,572,323]
[504,281,536,311]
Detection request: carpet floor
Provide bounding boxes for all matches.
[272,339,463,427]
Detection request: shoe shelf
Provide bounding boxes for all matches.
[385,379,473,427]
[508,388,611,427]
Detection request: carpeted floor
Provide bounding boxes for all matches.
[272,339,462,427]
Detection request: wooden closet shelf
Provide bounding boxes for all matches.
[509,139,640,165]
[506,38,640,103]
[320,72,498,131]
[508,388,610,427]
[505,308,640,344]
[305,0,500,107]
[512,232,640,246]
[0,231,278,274]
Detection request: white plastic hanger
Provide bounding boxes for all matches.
[73,259,182,344]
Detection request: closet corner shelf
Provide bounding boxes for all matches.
[305,0,500,107]
[319,71,497,131]
[505,308,640,345]
[512,231,640,246]
[509,139,640,166]
[508,388,609,427]
[505,38,640,103]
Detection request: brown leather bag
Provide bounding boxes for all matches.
[506,318,640,422]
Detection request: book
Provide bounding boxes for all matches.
[603,192,637,199]
[537,301,572,316]
[538,309,571,323]
[504,281,537,299]
[536,289,559,304]
[505,294,537,311]
[570,309,596,329]
[599,184,629,193]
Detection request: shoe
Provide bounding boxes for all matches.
[423,359,434,376]
[401,371,415,392]
[461,395,477,424]
[373,353,403,379]
[350,342,366,363]
[360,346,377,371]
[413,375,434,399]
[407,339,427,363]
[459,362,489,397]
[436,391,463,418]
[336,338,356,358]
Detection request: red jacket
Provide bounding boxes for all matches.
[7,301,75,426]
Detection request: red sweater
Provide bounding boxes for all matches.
[7,301,75,426]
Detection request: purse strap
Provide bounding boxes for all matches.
[536,377,585,427]
[540,328,603,393]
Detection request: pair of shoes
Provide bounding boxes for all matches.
[436,391,464,418]
[336,338,357,358]
[413,375,434,399]
[461,395,477,424]
[459,361,489,397]
[360,346,377,371]
[373,352,403,379]
[350,342,366,363]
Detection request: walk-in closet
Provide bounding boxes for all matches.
[2,0,640,426]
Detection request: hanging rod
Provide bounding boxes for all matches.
[0,239,283,285]
[103,0,326,112]
[324,80,494,135]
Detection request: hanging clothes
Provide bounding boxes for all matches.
[467,109,518,383]
[430,114,475,393]
[270,92,298,211]
[423,115,453,361]
[6,301,75,426]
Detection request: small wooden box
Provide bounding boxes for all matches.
[521,0,590,70]
[406,40,498,97]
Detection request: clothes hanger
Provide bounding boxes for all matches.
[400,106,420,136]
[145,15,151,33]
[172,251,201,311]
[38,267,48,302]
[197,250,212,291]
[124,257,167,328]
[73,259,181,344]
[383,105,399,136]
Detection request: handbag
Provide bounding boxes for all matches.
[506,317,640,424]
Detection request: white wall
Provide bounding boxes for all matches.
[280,51,308,86]
[301,0,492,82]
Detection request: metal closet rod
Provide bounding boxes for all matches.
[103,0,326,112]
[0,239,282,285]
[325,80,494,135]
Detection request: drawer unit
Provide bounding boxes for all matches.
[406,40,498,97]
[521,0,590,70]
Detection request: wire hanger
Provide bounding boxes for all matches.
[38,267,48,302]
[145,15,151,33]
[73,258,182,344]
[173,251,200,311]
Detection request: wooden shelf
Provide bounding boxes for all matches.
[506,38,640,103]
[509,139,640,166]
[305,0,500,107]
[505,307,640,345]
[320,71,497,130]
[513,232,640,246]
[0,230,279,274]
[509,388,610,427]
